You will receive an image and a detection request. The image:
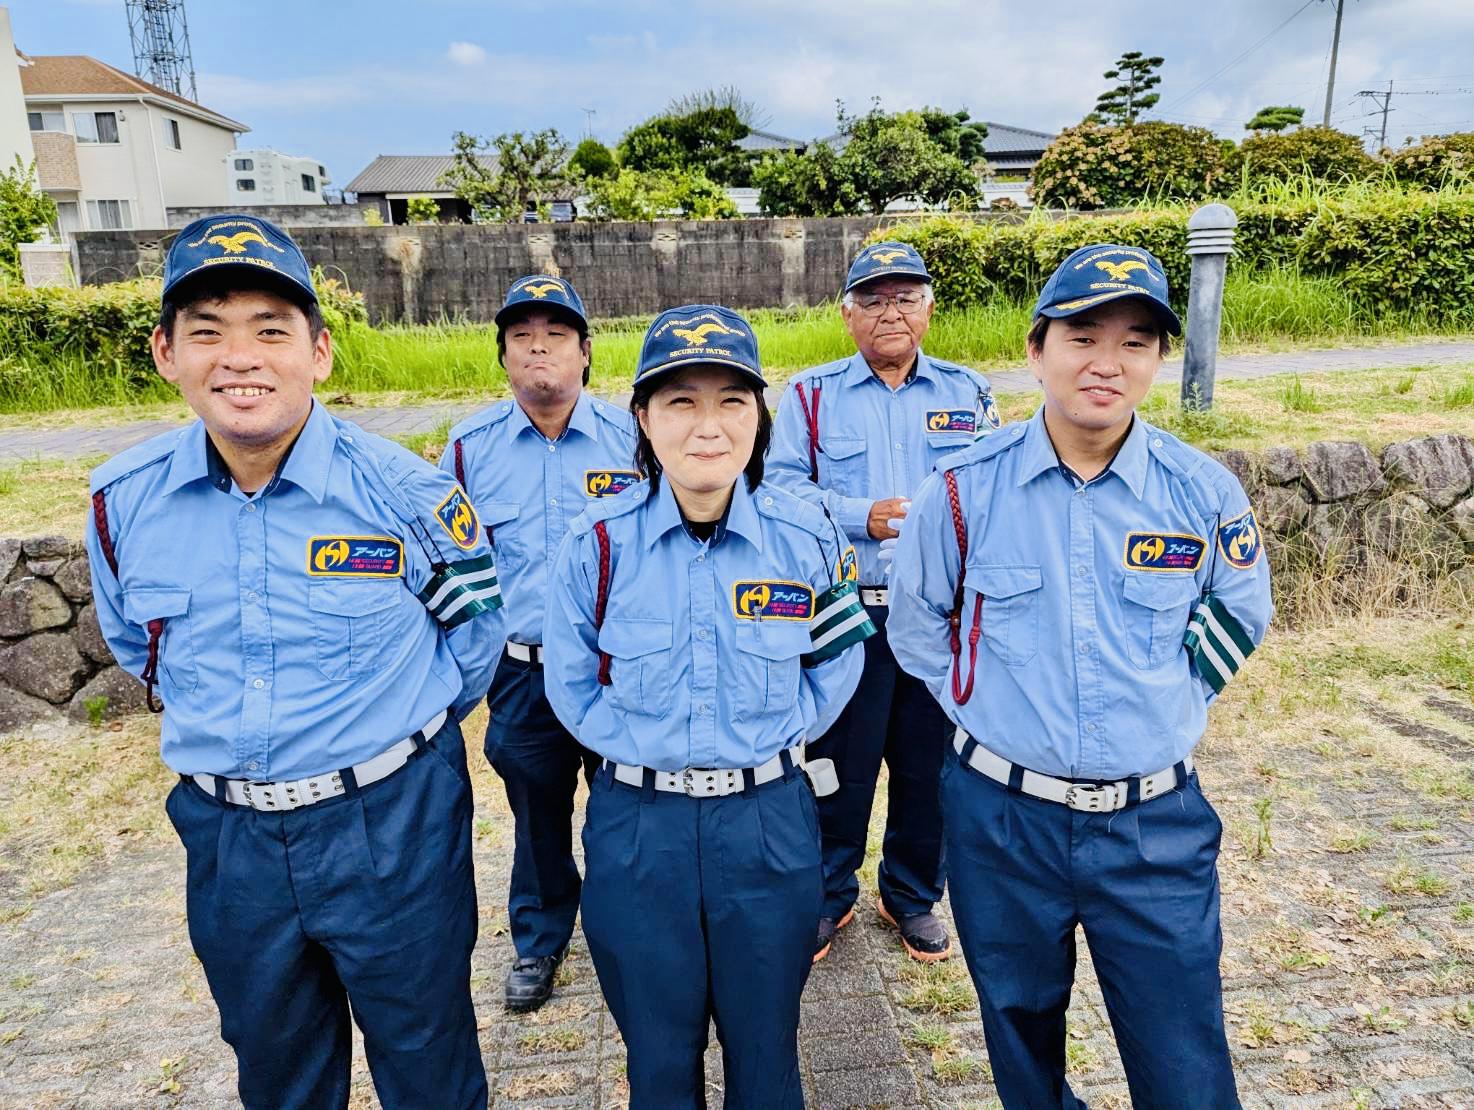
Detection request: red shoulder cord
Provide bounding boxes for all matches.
[944,471,983,706]
[794,382,822,484]
[451,439,491,544]
[93,490,164,713]
[593,521,613,686]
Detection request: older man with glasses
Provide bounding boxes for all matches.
[769,241,998,965]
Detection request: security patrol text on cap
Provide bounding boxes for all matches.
[843,240,932,294]
[495,274,588,328]
[1032,243,1182,336]
[164,213,318,304]
[635,304,767,388]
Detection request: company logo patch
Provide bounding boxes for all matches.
[980,393,1001,430]
[307,536,404,577]
[584,469,642,498]
[926,409,977,434]
[435,487,481,550]
[1218,509,1262,570]
[836,546,859,582]
[732,580,815,621]
[1123,532,1206,572]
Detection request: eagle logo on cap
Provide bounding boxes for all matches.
[868,248,909,265]
[673,321,738,346]
[1095,258,1149,282]
[520,280,564,298]
[207,230,283,255]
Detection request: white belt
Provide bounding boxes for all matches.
[506,641,544,664]
[952,729,1191,813]
[193,709,449,812]
[609,744,837,798]
[860,587,889,607]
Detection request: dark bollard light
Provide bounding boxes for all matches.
[1180,203,1238,412]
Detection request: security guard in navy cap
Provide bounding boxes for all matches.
[543,305,870,1107]
[888,244,1272,1105]
[443,274,635,1013]
[769,240,997,963]
[87,214,505,1109]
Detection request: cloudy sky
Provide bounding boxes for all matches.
[11,0,1474,187]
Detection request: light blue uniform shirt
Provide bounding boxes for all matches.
[87,400,506,780]
[542,478,865,771]
[768,350,996,586]
[888,407,1273,780]
[445,392,636,646]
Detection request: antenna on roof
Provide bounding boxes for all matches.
[126,0,197,103]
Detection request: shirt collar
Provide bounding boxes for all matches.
[841,348,933,389]
[1015,407,1148,500]
[161,400,333,502]
[508,393,599,442]
[644,477,764,552]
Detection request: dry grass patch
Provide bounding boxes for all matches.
[0,456,103,538]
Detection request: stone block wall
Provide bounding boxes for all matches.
[1,433,1469,732]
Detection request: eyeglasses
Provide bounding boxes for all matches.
[851,290,928,317]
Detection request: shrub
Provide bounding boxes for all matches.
[404,196,439,224]
[1030,121,1230,209]
[0,157,58,280]
[1228,126,1377,185]
[1385,132,1474,188]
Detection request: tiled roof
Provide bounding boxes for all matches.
[346,154,484,194]
[19,54,247,130]
[737,128,806,151]
[979,121,1056,154]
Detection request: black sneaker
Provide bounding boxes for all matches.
[876,897,952,963]
[812,907,855,963]
[504,948,566,1013]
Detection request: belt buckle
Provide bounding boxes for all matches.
[682,768,727,797]
[1063,783,1119,812]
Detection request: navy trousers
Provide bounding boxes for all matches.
[807,606,949,918]
[484,652,600,959]
[940,744,1240,1108]
[580,763,822,1109]
[165,718,486,1110]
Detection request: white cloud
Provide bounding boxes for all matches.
[446,41,487,66]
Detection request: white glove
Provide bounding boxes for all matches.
[878,536,898,577]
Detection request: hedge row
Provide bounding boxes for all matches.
[872,189,1474,318]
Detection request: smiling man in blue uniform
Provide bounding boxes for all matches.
[888,244,1272,1106]
[443,274,635,1013]
[542,305,870,1108]
[769,241,998,964]
[87,215,505,1110]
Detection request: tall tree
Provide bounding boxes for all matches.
[1244,105,1305,132]
[440,129,572,223]
[617,107,752,186]
[1091,50,1164,126]
[837,104,980,213]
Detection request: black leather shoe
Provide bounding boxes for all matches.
[812,907,855,963]
[504,948,565,1013]
[877,897,952,962]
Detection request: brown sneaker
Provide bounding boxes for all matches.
[876,896,952,962]
[812,907,856,963]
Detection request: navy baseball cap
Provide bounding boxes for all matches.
[163,214,317,304]
[495,274,588,329]
[1033,243,1182,336]
[843,240,931,294]
[635,304,767,389]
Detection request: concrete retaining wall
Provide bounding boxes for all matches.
[2,433,1470,730]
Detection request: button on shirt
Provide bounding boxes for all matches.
[768,351,995,585]
[447,394,636,646]
[87,401,506,780]
[542,479,865,771]
[887,408,1273,780]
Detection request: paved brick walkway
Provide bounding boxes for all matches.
[3,340,1472,465]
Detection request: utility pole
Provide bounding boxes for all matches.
[1354,82,1394,152]
[1322,0,1345,127]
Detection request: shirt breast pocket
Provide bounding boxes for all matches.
[307,581,404,681]
[926,432,975,468]
[820,436,866,495]
[123,586,197,692]
[730,622,810,722]
[967,563,1042,667]
[480,500,521,566]
[598,618,674,719]
[1121,573,1198,670]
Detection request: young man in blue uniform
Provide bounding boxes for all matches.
[87,215,505,1110]
[769,241,997,963]
[889,243,1273,1106]
[542,305,871,1107]
[443,275,635,1012]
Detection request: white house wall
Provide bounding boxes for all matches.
[0,8,33,171]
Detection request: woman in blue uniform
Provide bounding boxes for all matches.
[543,304,871,1108]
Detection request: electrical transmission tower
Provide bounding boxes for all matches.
[126,0,197,102]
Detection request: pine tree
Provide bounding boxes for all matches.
[1090,51,1164,126]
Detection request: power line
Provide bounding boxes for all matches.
[1159,0,1319,112]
